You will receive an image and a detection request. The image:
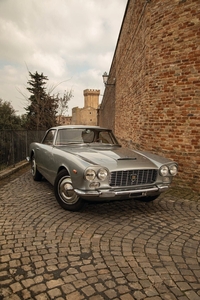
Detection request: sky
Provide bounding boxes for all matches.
[0,0,127,116]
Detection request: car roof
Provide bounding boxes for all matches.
[50,125,111,130]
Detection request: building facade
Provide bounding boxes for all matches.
[99,0,200,192]
[71,89,100,125]
[56,115,72,125]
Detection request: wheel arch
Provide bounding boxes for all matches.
[57,166,70,176]
[30,150,35,159]
[54,168,84,211]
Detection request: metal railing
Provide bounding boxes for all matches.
[0,130,46,170]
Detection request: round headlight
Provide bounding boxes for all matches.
[85,169,96,181]
[97,168,108,181]
[169,165,178,176]
[160,165,169,176]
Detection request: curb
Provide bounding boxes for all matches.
[0,161,29,180]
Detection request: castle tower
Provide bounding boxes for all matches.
[83,89,100,109]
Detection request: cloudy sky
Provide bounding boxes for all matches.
[0,0,127,116]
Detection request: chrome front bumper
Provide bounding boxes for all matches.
[74,185,169,199]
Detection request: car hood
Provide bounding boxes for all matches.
[59,145,169,169]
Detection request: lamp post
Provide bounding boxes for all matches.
[102,72,115,86]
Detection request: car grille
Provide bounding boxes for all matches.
[109,169,157,187]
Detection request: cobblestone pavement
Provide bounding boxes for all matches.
[0,170,200,300]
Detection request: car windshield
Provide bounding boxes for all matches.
[55,128,119,146]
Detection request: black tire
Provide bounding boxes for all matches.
[54,169,84,211]
[31,155,42,181]
[137,195,160,202]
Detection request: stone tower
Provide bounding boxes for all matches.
[83,89,100,109]
[71,89,100,125]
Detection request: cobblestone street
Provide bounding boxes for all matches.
[0,169,200,300]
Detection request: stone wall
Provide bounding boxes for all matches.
[99,0,200,192]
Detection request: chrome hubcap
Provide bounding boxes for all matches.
[31,159,36,176]
[58,177,79,205]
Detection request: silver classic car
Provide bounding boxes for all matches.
[28,125,178,211]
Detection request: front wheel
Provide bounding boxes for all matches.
[54,169,84,211]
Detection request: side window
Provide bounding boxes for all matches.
[99,131,113,144]
[43,130,56,145]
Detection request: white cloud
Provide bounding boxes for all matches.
[31,52,66,77]
[0,0,127,115]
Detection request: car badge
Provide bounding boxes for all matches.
[131,174,137,182]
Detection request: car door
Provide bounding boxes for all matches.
[37,129,56,183]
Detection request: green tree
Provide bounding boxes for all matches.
[25,71,58,130]
[0,99,21,129]
[20,114,28,128]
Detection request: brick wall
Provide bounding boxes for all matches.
[99,0,200,192]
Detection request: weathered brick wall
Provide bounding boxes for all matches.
[99,0,200,192]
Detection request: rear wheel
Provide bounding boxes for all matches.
[54,169,84,211]
[31,155,42,181]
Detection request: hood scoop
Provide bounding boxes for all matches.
[117,157,137,161]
